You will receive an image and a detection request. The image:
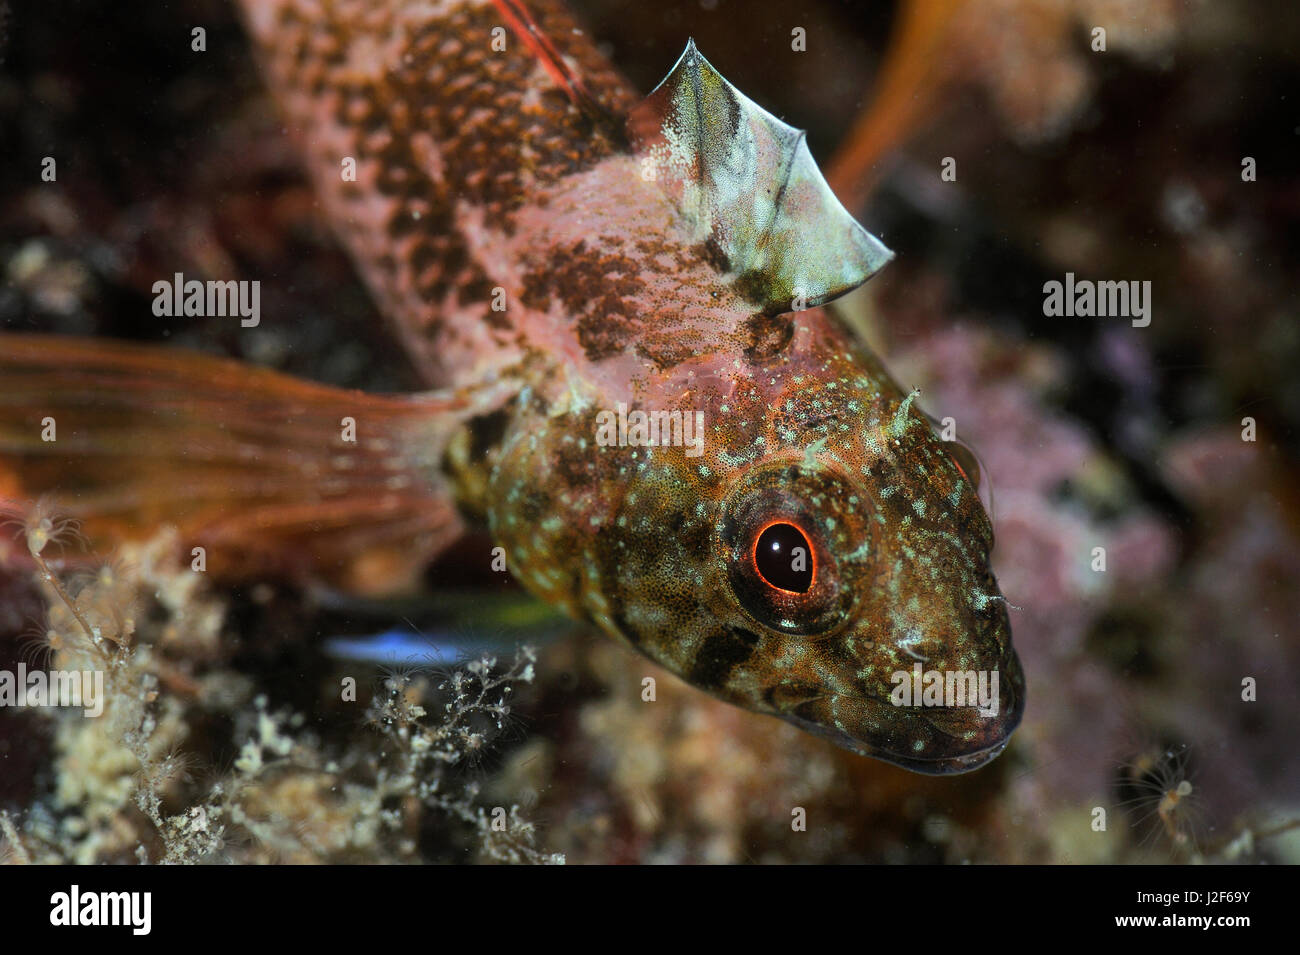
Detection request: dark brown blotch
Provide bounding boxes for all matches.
[688,625,761,690]
[741,312,795,362]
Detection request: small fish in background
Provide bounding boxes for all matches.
[0,0,1021,773]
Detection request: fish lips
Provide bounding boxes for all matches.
[783,648,1026,775]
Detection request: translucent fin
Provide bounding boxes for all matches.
[0,334,483,594]
[628,39,894,315]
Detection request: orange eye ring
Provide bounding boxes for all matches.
[752,520,815,594]
[718,462,860,637]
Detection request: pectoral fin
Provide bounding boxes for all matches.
[0,335,488,595]
[628,39,894,315]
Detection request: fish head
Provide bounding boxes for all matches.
[491,37,1024,772]
[596,326,1024,774]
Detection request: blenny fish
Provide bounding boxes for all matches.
[0,0,1023,773]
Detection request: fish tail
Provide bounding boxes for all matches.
[0,334,469,594]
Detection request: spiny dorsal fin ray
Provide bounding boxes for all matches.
[628,39,893,315]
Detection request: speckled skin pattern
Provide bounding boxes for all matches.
[239,0,1024,772]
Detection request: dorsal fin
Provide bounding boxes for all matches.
[628,40,893,315]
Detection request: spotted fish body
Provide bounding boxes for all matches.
[1,0,1023,773]
[234,0,1026,773]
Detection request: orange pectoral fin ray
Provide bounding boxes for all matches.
[0,334,475,594]
[492,0,613,126]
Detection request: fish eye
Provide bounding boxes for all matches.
[719,467,860,637]
[753,521,814,593]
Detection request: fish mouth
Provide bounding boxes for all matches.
[883,651,1026,775]
[780,649,1026,775]
[860,735,1013,775]
[786,712,1020,775]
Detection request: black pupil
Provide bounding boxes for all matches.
[754,523,814,594]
